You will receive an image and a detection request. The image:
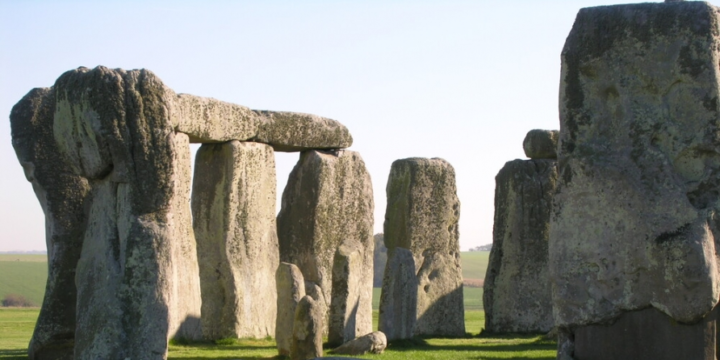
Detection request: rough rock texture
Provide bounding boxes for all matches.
[276,263,306,356]
[523,130,558,159]
[552,1,720,331]
[47,66,203,359]
[372,234,387,287]
[277,150,374,337]
[573,307,718,360]
[483,159,556,333]
[378,247,417,340]
[332,331,387,355]
[291,296,324,360]
[329,242,371,346]
[383,158,465,337]
[191,140,279,339]
[172,95,352,150]
[10,88,91,360]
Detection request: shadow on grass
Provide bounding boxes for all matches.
[0,349,27,360]
[387,334,557,360]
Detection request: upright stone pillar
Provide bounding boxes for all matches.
[483,131,557,334]
[276,263,306,356]
[381,158,465,337]
[552,2,720,359]
[11,88,91,360]
[277,150,374,342]
[51,67,203,359]
[192,140,279,339]
[378,247,417,340]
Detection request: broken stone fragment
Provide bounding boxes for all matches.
[191,140,279,339]
[291,295,324,360]
[277,150,374,336]
[484,159,556,333]
[276,263,307,356]
[332,331,388,355]
[522,129,558,159]
[383,157,465,337]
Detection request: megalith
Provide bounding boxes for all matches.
[276,263,306,356]
[381,158,465,337]
[10,88,91,360]
[291,295,324,360]
[483,157,556,333]
[191,140,279,339]
[378,247,417,340]
[277,150,374,340]
[10,65,356,360]
[552,2,720,358]
[329,241,368,346]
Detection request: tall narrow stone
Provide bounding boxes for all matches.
[552,2,720,358]
[378,247,417,340]
[291,295,324,360]
[382,158,464,337]
[192,140,279,339]
[329,241,370,346]
[484,158,556,333]
[11,88,91,360]
[276,263,306,356]
[49,67,202,359]
[277,150,374,339]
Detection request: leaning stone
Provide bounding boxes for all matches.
[553,2,720,358]
[332,331,388,355]
[329,241,372,346]
[49,66,203,359]
[291,296,324,360]
[483,159,556,333]
[276,263,306,356]
[383,158,465,337]
[277,150,374,336]
[11,88,91,360]
[522,129,558,159]
[378,247,417,340]
[192,140,279,339]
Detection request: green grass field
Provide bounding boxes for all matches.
[0,308,556,359]
[461,251,490,281]
[0,255,47,306]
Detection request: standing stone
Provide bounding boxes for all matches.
[277,150,374,338]
[552,2,720,358]
[192,140,279,339]
[483,158,556,333]
[329,241,372,346]
[49,66,202,359]
[378,247,417,340]
[382,158,464,337]
[291,295,324,360]
[276,263,306,356]
[11,88,91,360]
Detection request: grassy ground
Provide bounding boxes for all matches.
[0,256,47,306]
[461,251,490,281]
[0,308,556,359]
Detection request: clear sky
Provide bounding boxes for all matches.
[1,0,711,252]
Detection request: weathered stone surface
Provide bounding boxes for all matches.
[483,159,556,333]
[11,88,91,360]
[329,241,372,346]
[277,150,374,336]
[332,331,387,355]
[172,96,352,151]
[523,129,558,159]
[552,2,720,333]
[378,247,417,340]
[191,140,279,339]
[372,233,387,287]
[276,263,306,356]
[291,296,324,360]
[48,66,203,359]
[574,307,717,360]
[383,158,464,337]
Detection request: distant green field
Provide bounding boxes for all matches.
[0,256,47,306]
[460,251,490,281]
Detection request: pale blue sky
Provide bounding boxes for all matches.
[1,0,709,252]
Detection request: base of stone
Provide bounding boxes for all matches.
[573,307,717,360]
